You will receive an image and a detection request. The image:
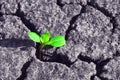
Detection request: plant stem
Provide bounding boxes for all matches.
[39,44,44,61]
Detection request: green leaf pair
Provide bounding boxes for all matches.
[28,30,65,47]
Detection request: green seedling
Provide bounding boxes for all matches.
[28,30,66,60]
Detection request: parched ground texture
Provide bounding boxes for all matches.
[0,0,120,80]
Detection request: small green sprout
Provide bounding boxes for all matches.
[28,30,66,60]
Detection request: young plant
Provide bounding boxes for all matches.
[28,30,66,60]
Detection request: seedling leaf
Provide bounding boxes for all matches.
[44,41,51,45]
[41,30,50,43]
[50,36,65,47]
[28,32,41,42]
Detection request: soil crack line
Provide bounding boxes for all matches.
[42,48,77,67]
[65,5,87,40]
[0,5,3,17]
[56,0,85,8]
[87,1,118,34]
[56,0,87,41]
[56,0,64,8]
[78,54,111,80]
[12,3,38,33]
[16,58,33,80]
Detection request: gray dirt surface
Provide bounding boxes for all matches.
[0,0,120,80]
[101,57,120,80]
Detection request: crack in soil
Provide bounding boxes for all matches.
[56,0,64,8]
[78,54,111,80]
[56,0,87,41]
[0,4,4,17]
[113,50,120,58]
[87,1,118,34]
[43,48,73,67]
[95,58,111,80]
[0,12,3,17]
[65,5,87,40]
[16,58,33,80]
[90,74,96,80]
[56,0,84,7]
[13,3,38,33]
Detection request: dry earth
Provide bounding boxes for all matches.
[0,0,120,80]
